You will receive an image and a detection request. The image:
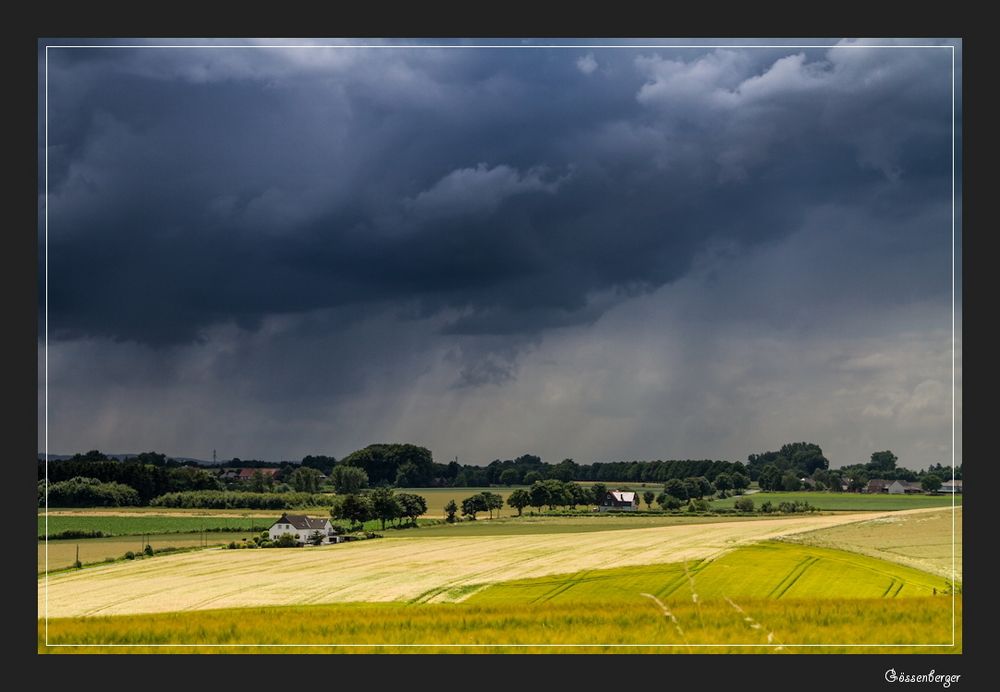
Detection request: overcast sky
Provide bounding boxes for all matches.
[38,39,961,469]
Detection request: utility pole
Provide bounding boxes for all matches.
[213,449,217,465]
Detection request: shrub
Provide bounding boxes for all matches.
[73,560,82,569]
[143,544,154,556]
[687,498,709,512]
[734,497,755,512]
[42,530,105,540]
[124,551,135,560]
[760,501,774,514]
[274,533,299,548]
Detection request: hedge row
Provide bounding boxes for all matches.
[149,490,338,509]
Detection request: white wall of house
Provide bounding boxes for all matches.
[268,521,332,544]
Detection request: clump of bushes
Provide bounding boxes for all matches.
[124,551,135,560]
[777,501,816,514]
[733,497,755,512]
[43,477,141,507]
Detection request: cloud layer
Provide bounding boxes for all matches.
[40,41,960,468]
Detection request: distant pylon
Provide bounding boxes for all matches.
[213,449,217,464]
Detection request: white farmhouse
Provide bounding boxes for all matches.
[268,513,337,544]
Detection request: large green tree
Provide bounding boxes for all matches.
[461,495,485,520]
[663,478,688,501]
[921,474,942,493]
[528,481,551,512]
[868,450,899,473]
[369,487,402,530]
[331,466,369,494]
[499,468,521,486]
[758,464,782,491]
[332,493,371,530]
[288,467,323,493]
[396,492,428,525]
[507,488,531,516]
[340,443,434,487]
[590,482,608,505]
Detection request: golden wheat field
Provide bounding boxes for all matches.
[38,597,961,654]
[39,508,942,618]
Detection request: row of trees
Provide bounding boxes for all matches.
[329,488,428,530]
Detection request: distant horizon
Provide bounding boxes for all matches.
[36,444,957,472]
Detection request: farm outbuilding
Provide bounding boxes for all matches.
[887,480,923,495]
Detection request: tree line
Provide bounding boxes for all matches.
[40,442,959,508]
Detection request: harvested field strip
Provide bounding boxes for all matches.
[40,509,943,619]
[782,507,961,581]
[38,532,257,571]
[39,597,960,653]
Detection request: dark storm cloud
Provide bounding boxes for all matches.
[39,41,960,468]
[42,42,954,346]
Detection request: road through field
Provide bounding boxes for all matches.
[38,508,946,618]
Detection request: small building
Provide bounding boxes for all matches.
[941,479,963,493]
[887,480,923,495]
[599,489,639,512]
[866,479,892,494]
[218,467,282,481]
[268,513,336,544]
[238,467,280,481]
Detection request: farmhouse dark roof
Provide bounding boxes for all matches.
[271,513,330,530]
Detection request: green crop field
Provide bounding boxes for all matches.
[711,491,960,511]
[38,596,959,653]
[38,532,260,571]
[38,515,272,538]
[467,542,947,605]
